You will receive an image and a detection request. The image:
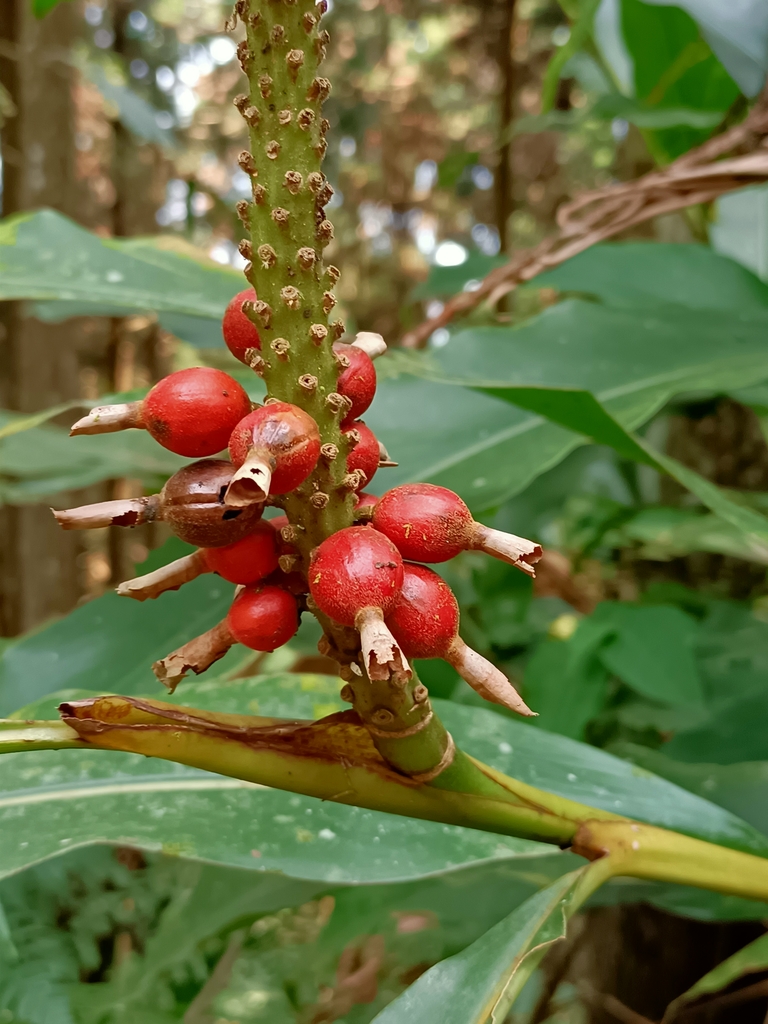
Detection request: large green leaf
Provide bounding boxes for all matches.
[7,224,768,516]
[31,0,69,14]
[0,409,185,504]
[4,548,768,865]
[0,539,234,715]
[521,619,612,741]
[641,0,768,98]
[613,742,768,855]
[0,210,240,319]
[420,304,768,522]
[371,869,593,1024]
[535,242,768,310]
[595,603,704,706]
[619,0,740,160]
[367,375,581,514]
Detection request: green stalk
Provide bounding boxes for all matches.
[7,696,766,905]
[234,0,454,782]
[238,0,349,543]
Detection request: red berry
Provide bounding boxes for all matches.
[142,368,251,457]
[226,583,298,651]
[386,563,458,659]
[309,526,403,627]
[227,401,321,505]
[69,367,251,458]
[386,562,534,716]
[334,342,376,424]
[373,483,542,575]
[223,287,261,362]
[202,520,279,584]
[344,420,379,488]
[310,526,408,680]
[160,459,263,547]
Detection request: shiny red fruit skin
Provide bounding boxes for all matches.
[202,520,279,584]
[309,525,403,626]
[228,402,321,494]
[372,483,473,562]
[226,584,298,651]
[141,367,251,458]
[387,563,458,659]
[334,343,376,424]
[222,288,261,362]
[344,420,379,488]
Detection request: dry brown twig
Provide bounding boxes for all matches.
[401,93,768,348]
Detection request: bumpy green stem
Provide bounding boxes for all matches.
[12,700,768,905]
[235,0,454,782]
[238,0,350,543]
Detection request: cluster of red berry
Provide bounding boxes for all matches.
[54,288,541,715]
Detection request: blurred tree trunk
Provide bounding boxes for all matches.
[105,0,170,586]
[0,0,87,635]
[494,0,515,256]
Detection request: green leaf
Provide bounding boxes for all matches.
[522,620,612,741]
[663,931,768,1023]
[83,64,175,148]
[367,375,581,514]
[641,0,768,98]
[590,92,723,128]
[0,210,240,319]
[535,242,768,310]
[606,506,768,565]
[664,690,768,765]
[405,239,768,509]
[541,0,601,112]
[370,868,593,1024]
[0,677,567,885]
[0,539,235,715]
[611,743,768,862]
[31,0,70,15]
[424,306,768,541]
[595,603,704,706]
[618,0,740,160]
[2,673,768,928]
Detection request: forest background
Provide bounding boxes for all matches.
[2,0,768,1022]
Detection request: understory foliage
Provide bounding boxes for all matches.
[2,0,768,1022]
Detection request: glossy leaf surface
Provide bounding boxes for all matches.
[371,869,589,1024]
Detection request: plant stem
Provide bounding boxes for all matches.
[240,0,350,547]
[237,0,454,783]
[9,696,766,905]
[0,719,84,750]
